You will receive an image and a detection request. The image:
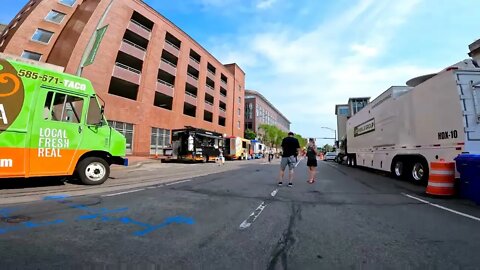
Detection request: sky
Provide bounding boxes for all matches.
[2,0,480,146]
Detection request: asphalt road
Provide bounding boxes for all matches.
[1,158,480,269]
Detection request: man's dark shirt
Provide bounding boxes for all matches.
[281,136,300,157]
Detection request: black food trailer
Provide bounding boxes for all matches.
[163,127,224,162]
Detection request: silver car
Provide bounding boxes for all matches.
[324,152,337,161]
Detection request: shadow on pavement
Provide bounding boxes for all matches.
[0,177,69,190]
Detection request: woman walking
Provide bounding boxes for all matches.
[306,138,318,184]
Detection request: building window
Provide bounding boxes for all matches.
[237,121,241,129]
[238,108,241,116]
[150,127,171,155]
[338,107,349,116]
[246,103,253,119]
[238,97,241,104]
[21,50,42,61]
[219,116,226,126]
[31,28,54,44]
[108,120,134,154]
[59,0,76,7]
[45,10,66,24]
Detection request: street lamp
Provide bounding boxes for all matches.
[321,127,337,143]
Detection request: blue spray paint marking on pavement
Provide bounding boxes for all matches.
[76,207,129,221]
[0,220,65,235]
[0,199,195,237]
[43,195,71,201]
[0,208,17,218]
[134,216,196,236]
[68,203,195,236]
[63,202,195,236]
[22,220,65,228]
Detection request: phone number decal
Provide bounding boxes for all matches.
[17,69,62,84]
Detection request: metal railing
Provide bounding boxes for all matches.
[165,39,180,50]
[157,79,174,88]
[115,62,141,74]
[219,107,226,112]
[130,19,151,32]
[185,91,197,98]
[206,84,214,90]
[122,39,146,51]
[207,69,216,76]
[220,91,227,97]
[189,56,200,64]
[187,73,198,80]
[205,100,213,106]
[221,79,227,85]
[161,58,177,68]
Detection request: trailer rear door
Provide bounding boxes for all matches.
[458,72,480,151]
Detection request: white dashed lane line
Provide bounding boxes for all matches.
[239,188,279,230]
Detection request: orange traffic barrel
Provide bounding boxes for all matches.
[426,160,456,196]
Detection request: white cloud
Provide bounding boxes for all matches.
[350,44,379,58]
[256,0,277,9]
[208,0,448,140]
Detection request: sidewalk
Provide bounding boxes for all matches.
[112,155,160,170]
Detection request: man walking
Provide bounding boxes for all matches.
[279,132,301,187]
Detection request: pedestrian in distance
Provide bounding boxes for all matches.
[306,138,318,183]
[278,132,301,187]
[268,149,274,163]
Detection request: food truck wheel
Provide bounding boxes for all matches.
[77,157,110,185]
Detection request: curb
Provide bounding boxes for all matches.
[111,159,160,171]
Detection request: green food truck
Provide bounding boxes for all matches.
[0,54,127,185]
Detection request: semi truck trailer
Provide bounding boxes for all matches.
[345,59,480,182]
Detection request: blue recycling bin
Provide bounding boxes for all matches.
[455,154,480,204]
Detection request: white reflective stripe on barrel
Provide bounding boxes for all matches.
[430,170,455,176]
[428,182,454,188]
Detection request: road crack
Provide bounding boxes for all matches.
[267,203,301,270]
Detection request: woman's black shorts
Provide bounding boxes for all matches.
[307,159,317,167]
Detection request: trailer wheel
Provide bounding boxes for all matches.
[77,157,110,185]
[410,159,429,184]
[392,159,404,178]
[347,156,353,167]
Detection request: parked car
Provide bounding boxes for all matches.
[324,152,338,161]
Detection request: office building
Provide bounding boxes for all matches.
[335,97,370,141]
[244,89,290,134]
[0,0,245,155]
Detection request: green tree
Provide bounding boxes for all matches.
[294,134,307,149]
[323,144,334,152]
[274,129,287,148]
[258,124,276,147]
[244,129,256,140]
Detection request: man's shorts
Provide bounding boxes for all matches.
[280,156,296,171]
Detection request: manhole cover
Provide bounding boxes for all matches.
[1,215,31,223]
